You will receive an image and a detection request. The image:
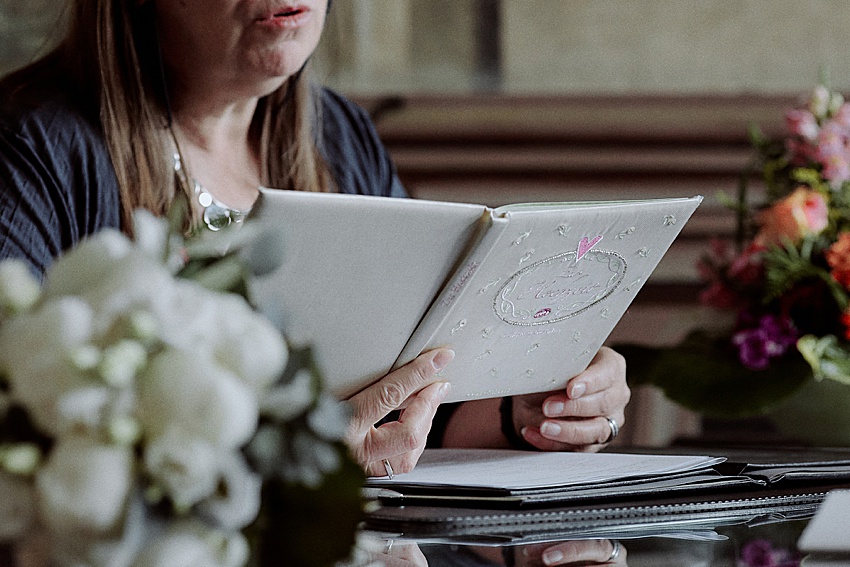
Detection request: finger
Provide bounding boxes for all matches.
[365,381,451,475]
[541,386,630,419]
[348,348,454,431]
[564,346,627,399]
[540,539,624,566]
[522,415,623,450]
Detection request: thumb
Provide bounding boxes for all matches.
[348,348,455,429]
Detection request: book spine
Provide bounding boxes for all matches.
[393,211,511,368]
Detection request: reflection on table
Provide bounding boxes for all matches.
[344,518,809,567]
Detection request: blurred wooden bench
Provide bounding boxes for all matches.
[357,93,793,320]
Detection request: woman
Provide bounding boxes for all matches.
[0,0,630,476]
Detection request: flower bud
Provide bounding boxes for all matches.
[810,84,831,118]
[0,443,41,476]
[98,339,148,388]
[108,415,142,446]
[0,259,41,317]
[69,344,102,372]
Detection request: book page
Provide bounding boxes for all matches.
[366,448,724,490]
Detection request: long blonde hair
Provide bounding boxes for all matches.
[61,0,332,233]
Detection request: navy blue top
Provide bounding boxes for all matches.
[0,58,459,446]
[0,59,406,278]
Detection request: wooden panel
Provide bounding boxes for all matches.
[352,93,793,347]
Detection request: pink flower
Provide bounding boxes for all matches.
[754,187,829,247]
[728,243,766,285]
[817,121,850,184]
[833,102,850,129]
[785,108,819,141]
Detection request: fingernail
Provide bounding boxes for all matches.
[540,422,561,437]
[542,549,564,565]
[432,349,455,370]
[570,382,587,399]
[543,401,565,417]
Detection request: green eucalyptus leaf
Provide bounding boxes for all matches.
[798,334,850,385]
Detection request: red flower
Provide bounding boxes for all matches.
[827,232,850,289]
[841,310,850,340]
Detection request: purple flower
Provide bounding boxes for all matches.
[738,539,801,567]
[732,315,799,370]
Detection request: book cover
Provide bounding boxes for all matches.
[249,190,702,402]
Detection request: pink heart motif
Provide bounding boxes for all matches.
[576,235,603,260]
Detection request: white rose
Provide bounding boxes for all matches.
[49,492,149,567]
[55,386,111,437]
[0,296,95,435]
[78,253,175,336]
[42,230,133,299]
[132,520,248,567]
[153,282,287,393]
[138,348,258,450]
[41,232,176,338]
[144,428,219,511]
[36,436,133,535]
[260,368,313,422]
[0,472,36,541]
[144,280,219,352]
[206,290,288,392]
[196,453,261,531]
[131,209,169,260]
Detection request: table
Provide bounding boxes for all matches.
[347,516,811,566]
[344,443,850,567]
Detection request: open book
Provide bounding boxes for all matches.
[249,190,702,402]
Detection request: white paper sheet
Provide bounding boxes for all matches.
[367,449,724,490]
[798,489,850,554]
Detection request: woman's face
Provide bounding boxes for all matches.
[155,0,329,98]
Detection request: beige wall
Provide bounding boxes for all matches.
[319,0,850,95]
[4,0,850,95]
[501,0,850,94]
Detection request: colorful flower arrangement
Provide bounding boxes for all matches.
[0,209,363,567]
[623,82,850,418]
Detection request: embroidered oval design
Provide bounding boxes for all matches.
[494,249,626,326]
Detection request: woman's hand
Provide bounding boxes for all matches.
[521,539,626,566]
[344,348,454,477]
[511,346,629,452]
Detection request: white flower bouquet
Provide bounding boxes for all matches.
[0,210,362,567]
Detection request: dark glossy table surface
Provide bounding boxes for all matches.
[341,444,850,566]
[347,517,812,566]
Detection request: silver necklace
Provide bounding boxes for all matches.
[172,152,251,231]
[168,126,253,231]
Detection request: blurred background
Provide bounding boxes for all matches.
[3,0,848,446]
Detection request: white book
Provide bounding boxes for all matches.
[249,189,702,403]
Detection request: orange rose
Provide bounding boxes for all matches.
[755,187,829,247]
[827,232,850,288]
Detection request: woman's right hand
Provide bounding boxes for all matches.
[344,348,454,477]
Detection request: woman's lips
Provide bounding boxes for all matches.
[255,5,312,28]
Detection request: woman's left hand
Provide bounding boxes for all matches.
[511,346,629,452]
